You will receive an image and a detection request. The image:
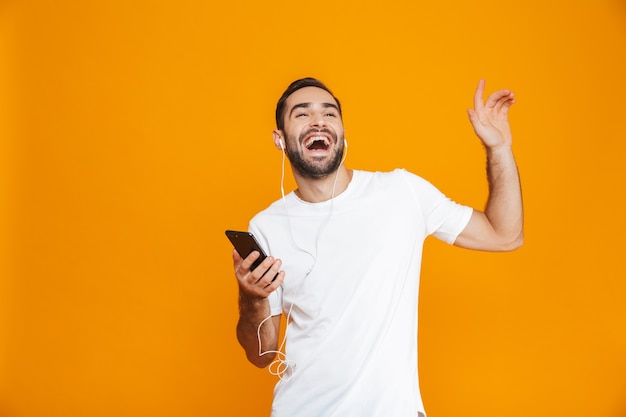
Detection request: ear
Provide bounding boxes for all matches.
[272,130,285,150]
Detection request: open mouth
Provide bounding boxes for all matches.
[303,135,332,151]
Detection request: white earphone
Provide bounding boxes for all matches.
[267,134,348,381]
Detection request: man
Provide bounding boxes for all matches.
[231,77,523,417]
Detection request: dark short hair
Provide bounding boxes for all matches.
[275,77,342,131]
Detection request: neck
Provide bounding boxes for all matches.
[293,166,352,203]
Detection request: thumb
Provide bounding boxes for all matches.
[467,109,478,124]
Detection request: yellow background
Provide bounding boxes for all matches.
[3,0,626,416]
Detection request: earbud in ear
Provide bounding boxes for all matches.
[279,139,285,150]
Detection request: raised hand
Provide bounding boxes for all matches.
[467,79,516,150]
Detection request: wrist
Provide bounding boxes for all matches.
[485,142,513,157]
[238,287,268,310]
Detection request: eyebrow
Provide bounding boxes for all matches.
[288,102,339,117]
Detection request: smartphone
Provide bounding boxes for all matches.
[225,230,268,271]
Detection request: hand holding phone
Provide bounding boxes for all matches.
[225,230,269,272]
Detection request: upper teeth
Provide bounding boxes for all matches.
[306,136,329,147]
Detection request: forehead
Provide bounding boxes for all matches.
[285,86,338,109]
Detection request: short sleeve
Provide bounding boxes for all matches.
[399,169,473,244]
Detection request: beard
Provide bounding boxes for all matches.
[285,130,344,179]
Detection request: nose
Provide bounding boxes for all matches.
[311,112,326,128]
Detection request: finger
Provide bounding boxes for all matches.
[466,108,486,135]
[238,250,261,276]
[493,93,516,115]
[485,89,513,109]
[263,270,285,292]
[248,255,279,285]
[260,259,283,287]
[232,249,246,277]
[473,79,486,111]
[467,108,478,124]
[499,97,516,114]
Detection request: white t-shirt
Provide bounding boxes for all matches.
[248,169,473,417]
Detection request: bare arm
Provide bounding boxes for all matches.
[233,249,285,367]
[453,80,524,251]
